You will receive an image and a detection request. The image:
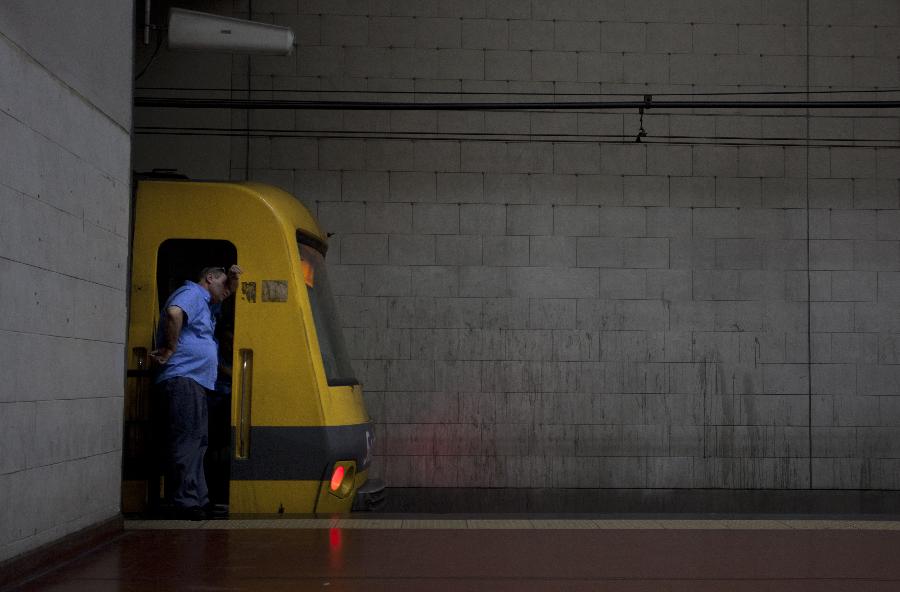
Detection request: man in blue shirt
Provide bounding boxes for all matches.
[152,264,242,520]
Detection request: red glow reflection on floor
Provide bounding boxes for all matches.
[328,527,344,570]
[329,527,342,550]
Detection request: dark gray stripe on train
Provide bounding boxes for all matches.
[230,423,374,481]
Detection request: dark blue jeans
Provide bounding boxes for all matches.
[160,377,209,509]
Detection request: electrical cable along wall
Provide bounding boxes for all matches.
[133,91,900,149]
[132,0,900,511]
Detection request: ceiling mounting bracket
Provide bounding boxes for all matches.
[635,94,651,143]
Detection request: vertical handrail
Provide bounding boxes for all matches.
[236,349,253,459]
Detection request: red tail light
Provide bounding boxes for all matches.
[330,465,345,491]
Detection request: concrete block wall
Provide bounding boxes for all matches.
[134,0,900,499]
[0,2,132,562]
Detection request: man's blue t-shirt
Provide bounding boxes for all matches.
[155,281,218,390]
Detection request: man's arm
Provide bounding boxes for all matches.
[150,305,186,365]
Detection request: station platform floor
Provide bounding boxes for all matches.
[10,515,900,591]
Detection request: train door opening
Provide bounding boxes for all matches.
[155,238,238,509]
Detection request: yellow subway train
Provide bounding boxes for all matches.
[122,177,382,515]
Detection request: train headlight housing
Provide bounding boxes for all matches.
[327,461,356,499]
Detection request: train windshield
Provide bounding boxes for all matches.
[298,238,357,386]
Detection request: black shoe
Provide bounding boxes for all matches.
[204,503,229,519]
[174,506,207,521]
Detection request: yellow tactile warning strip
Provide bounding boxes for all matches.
[125,518,900,531]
